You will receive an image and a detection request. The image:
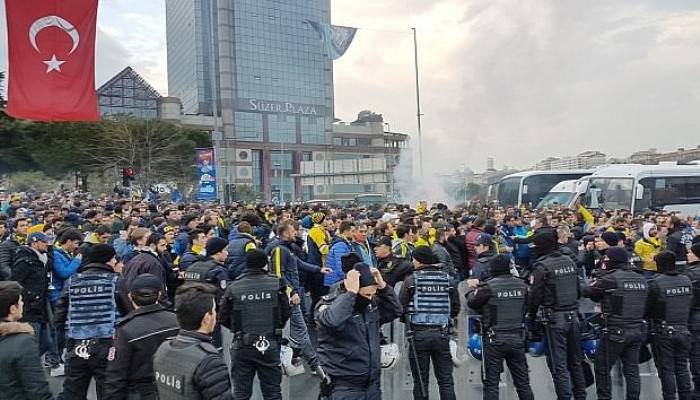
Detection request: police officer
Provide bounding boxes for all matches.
[647,251,693,400]
[375,235,413,288]
[527,231,586,400]
[316,263,403,400]
[152,283,232,400]
[184,237,230,295]
[54,244,129,400]
[219,249,290,400]
[582,247,648,400]
[467,255,534,400]
[685,243,700,398]
[399,246,460,400]
[104,273,179,400]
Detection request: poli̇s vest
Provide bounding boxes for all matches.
[184,260,216,284]
[685,266,700,312]
[601,269,647,324]
[483,276,527,332]
[408,270,451,327]
[66,273,118,340]
[542,254,579,309]
[153,336,216,400]
[230,274,281,337]
[653,274,693,326]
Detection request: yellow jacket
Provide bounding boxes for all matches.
[634,237,662,271]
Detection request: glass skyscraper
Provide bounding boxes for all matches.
[166,0,333,202]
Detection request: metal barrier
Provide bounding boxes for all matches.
[224,281,663,400]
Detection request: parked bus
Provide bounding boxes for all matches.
[355,193,387,207]
[582,163,700,216]
[492,170,592,208]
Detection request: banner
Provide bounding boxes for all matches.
[196,148,218,201]
[6,0,99,121]
[307,21,357,60]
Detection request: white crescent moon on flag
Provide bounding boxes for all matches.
[29,15,80,54]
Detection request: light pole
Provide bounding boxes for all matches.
[411,27,424,177]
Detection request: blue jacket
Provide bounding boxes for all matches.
[325,236,352,287]
[173,228,191,257]
[225,232,256,280]
[49,248,81,304]
[267,238,321,295]
[315,287,403,381]
[351,240,376,268]
[513,226,531,259]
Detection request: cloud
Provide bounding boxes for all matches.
[3,0,700,176]
[333,0,700,173]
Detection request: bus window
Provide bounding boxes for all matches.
[638,176,700,213]
[584,178,634,210]
[497,177,520,207]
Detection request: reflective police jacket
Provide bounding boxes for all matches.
[224,232,256,280]
[315,285,403,381]
[467,274,528,332]
[646,271,693,328]
[528,250,580,315]
[218,270,290,340]
[582,266,647,327]
[54,262,129,339]
[152,330,232,400]
[399,265,460,328]
[685,261,700,330]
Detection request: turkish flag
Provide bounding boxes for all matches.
[6,0,99,121]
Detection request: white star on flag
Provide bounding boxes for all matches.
[43,54,66,73]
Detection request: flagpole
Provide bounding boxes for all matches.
[411,27,424,178]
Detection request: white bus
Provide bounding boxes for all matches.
[492,170,592,208]
[582,163,700,216]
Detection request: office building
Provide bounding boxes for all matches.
[166,0,337,202]
[97,67,161,119]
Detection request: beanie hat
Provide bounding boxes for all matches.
[412,246,437,265]
[89,244,116,264]
[205,237,228,257]
[691,243,700,259]
[375,236,393,248]
[354,263,376,288]
[601,231,620,247]
[605,247,629,268]
[311,212,326,224]
[341,252,362,274]
[246,248,268,270]
[655,250,676,273]
[489,254,511,275]
[532,231,557,252]
[474,233,493,247]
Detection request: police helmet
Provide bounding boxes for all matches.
[528,340,546,357]
[450,339,468,368]
[468,333,483,361]
[380,343,400,369]
[582,339,598,361]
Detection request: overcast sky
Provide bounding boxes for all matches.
[2,0,700,174]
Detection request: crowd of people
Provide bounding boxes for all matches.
[0,191,700,400]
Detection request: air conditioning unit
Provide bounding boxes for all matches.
[236,166,253,180]
[236,149,252,162]
[315,184,325,194]
[394,155,400,164]
[314,152,325,161]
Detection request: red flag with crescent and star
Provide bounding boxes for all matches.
[6,0,99,121]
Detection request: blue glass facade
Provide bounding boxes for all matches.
[166,0,218,115]
[167,0,333,201]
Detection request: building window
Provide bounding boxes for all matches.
[235,112,263,141]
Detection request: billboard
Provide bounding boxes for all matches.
[196,148,218,201]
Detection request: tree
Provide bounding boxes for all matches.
[234,184,259,203]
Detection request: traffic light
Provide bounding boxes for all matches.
[122,167,135,187]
